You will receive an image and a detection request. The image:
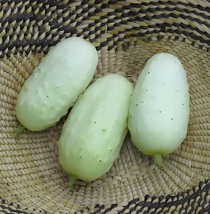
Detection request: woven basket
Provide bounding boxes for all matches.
[0,0,210,213]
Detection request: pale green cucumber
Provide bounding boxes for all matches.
[16,37,98,131]
[128,53,190,166]
[59,74,133,183]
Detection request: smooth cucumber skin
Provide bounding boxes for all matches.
[59,74,133,182]
[16,37,98,131]
[128,53,190,157]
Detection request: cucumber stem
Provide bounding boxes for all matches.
[153,154,163,167]
[69,176,76,190]
[16,124,25,139]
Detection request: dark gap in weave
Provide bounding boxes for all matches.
[200,180,210,191]
[1,9,27,25]
[35,5,57,25]
[1,1,210,57]
[150,209,160,214]
[0,181,209,213]
[187,208,195,214]
[94,0,102,3]
[0,204,30,214]
[87,10,98,18]
[162,180,209,210]
[99,3,110,10]
[30,1,39,11]
[107,17,117,25]
[86,1,98,11]
[0,1,43,24]
[93,204,105,214]
[89,34,102,46]
[94,2,210,40]
[116,23,210,46]
[37,13,52,23]
[188,190,202,213]
[127,2,210,23]
[47,0,65,8]
[134,24,210,44]
[113,180,210,213]
[112,5,209,36]
[101,203,118,214]
[127,195,152,213]
[0,211,13,214]
[128,202,141,213]
[27,1,83,35]
[0,0,10,4]
[13,15,210,45]
[112,37,125,49]
[129,0,210,13]
[54,2,68,10]
[82,0,89,4]
[1,9,81,56]
[171,210,177,214]
[191,198,199,213]
[132,15,210,38]
[57,25,76,33]
[179,194,190,211]
[75,1,99,17]
[77,206,91,214]
[203,205,210,214]
[157,195,174,213]
[1,24,209,58]
[88,27,102,38]
[1,0,209,21]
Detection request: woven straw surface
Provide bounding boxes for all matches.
[0,0,210,213]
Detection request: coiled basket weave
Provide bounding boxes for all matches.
[0,0,210,213]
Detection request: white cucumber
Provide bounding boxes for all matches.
[58,74,133,184]
[16,37,98,131]
[128,53,190,166]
